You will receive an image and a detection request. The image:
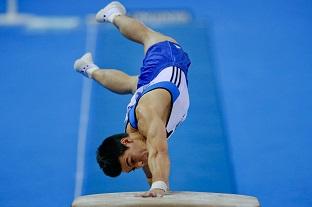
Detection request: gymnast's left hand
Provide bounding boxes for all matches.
[141,189,165,197]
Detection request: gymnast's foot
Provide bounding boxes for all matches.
[74,52,99,78]
[95,1,126,23]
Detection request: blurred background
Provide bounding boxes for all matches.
[0,0,311,207]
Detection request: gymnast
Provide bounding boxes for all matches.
[74,1,191,197]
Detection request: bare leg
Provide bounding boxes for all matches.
[92,69,138,95]
[74,52,137,94]
[88,16,176,94]
[113,15,177,53]
[92,16,176,94]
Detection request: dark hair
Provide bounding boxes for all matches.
[96,133,129,177]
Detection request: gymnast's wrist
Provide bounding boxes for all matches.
[150,180,168,192]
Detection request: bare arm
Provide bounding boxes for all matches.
[136,89,172,197]
[138,110,170,185]
[147,120,169,184]
[92,69,138,94]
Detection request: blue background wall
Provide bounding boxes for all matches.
[0,1,311,207]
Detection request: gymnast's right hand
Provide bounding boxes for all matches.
[141,188,165,198]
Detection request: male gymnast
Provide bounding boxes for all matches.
[74,1,191,197]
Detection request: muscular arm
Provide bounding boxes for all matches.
[138,110,170,185]
[136,89,172,191]
[149,120,169,181]
[92,69,138,94]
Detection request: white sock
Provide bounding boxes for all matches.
[108,10,123,23]
[85,63,99,78]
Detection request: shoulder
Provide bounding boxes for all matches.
[138,89,171,110]
[137,89,170,118]
[134,89,172,131]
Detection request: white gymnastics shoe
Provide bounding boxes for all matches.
[96,1,126,23]
[74,52,99,78]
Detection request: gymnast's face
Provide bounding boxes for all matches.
[119,137,148,173]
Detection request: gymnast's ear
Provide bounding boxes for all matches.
[120,137,133,145]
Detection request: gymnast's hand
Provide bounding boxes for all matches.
[141,188,165,197]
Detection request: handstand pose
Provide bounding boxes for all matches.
[74,1,191,197]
